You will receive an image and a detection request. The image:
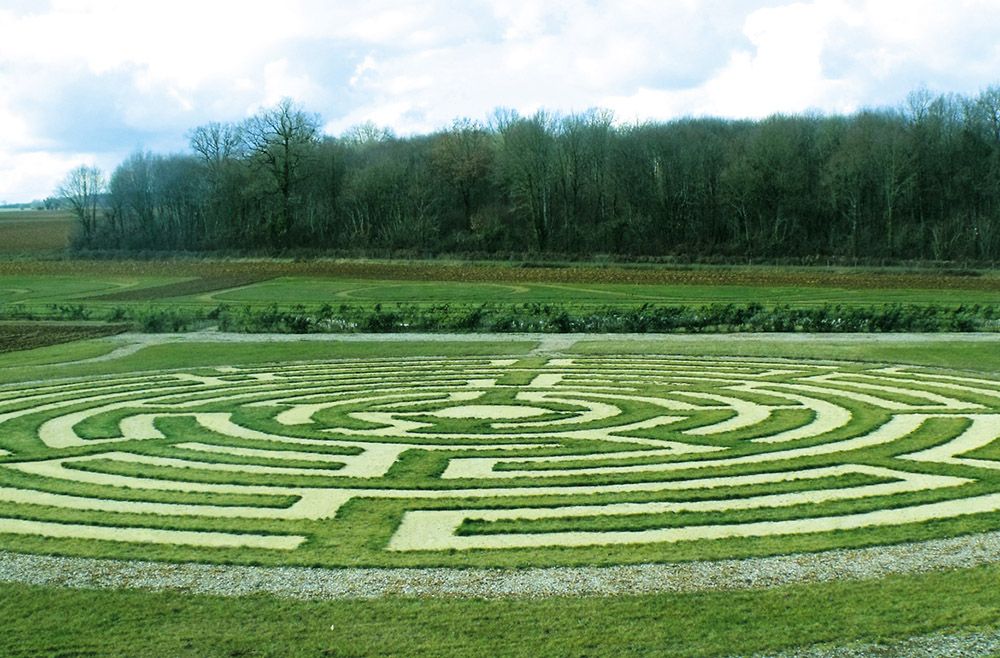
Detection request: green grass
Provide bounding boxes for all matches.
[1,339,120,365]
[207,276,1000,307]
[1,565,999,657]
[2,326,1000,655]
[0,274,184,305]
[0,257,995,657]
[0,261,995,336]
[0,260,997,313]
[1,338,999,569]
[569,337,1000,373]
[0,340,537,385]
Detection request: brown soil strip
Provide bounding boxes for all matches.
[0,260,996,291]
[88,275,270,301]
[0,323,129,353]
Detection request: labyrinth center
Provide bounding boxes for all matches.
[1,355,1000,564]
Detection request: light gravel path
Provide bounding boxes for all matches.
[45,331,1000,368]
[3,528,1000,601]
[740,627,1000,658]
[103,330,1000,345]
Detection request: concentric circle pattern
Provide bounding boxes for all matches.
[1,355,1000,565]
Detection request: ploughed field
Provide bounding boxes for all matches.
[0,211,75,254]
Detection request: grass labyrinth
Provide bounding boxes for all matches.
[3,349,1000,569]
[1,258,999,654]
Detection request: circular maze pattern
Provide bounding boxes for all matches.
[1,355,1000,566]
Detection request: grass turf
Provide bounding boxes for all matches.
[205,276,1000,307]
[1,335,1000,655]
[1,564,999,657]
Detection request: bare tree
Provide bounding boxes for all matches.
[242,98,321,241]
[189,121,244,175]
[972,85,1000,145]
[340,121,395,148]
[57,165,105,240]
[431,118,494,231]
[494,110,557,250]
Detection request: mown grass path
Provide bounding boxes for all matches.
[1,335,999,657]
[2,343,1000,569]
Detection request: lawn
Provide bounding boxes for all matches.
[205,276,1000,307]
[0,333,999,656]
[2,564,999,657]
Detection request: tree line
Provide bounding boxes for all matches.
[59,87,1000,262]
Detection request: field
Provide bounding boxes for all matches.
[2,259,999,305]
[0,260,997,335]
[0,211,75,254]
[0,256,998,656]
[0,322,127,353]
[1,329,1000,656]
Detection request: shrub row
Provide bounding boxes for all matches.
[3,302,995,334]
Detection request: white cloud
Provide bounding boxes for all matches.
[0,149,103,204]
[603,0,1000,122]
[261,59,322,109]
[694,1,853,117]
[345,6,431,44]
[349,56,379,88]
[490,1,561,40]
[603,1,850,121]
[2,0,1000,200]
[325,0,747,135]
[0,101,34,151]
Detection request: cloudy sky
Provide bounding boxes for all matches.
[2,0,1000,202]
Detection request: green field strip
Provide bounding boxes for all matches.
[204,276,1000,307]
[0,338,120,369]
[453,473,970,535]
[0,275,185,304]
[0,468,298,507]
[0,343,538,384]
[566,340,1000,373]
[0,517,304,549]
[394,492,1000,552]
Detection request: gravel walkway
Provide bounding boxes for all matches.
[101,330,1000,345]
[42,330,1000,367]
[741,627,1000,658]
[2,529,1000,601]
